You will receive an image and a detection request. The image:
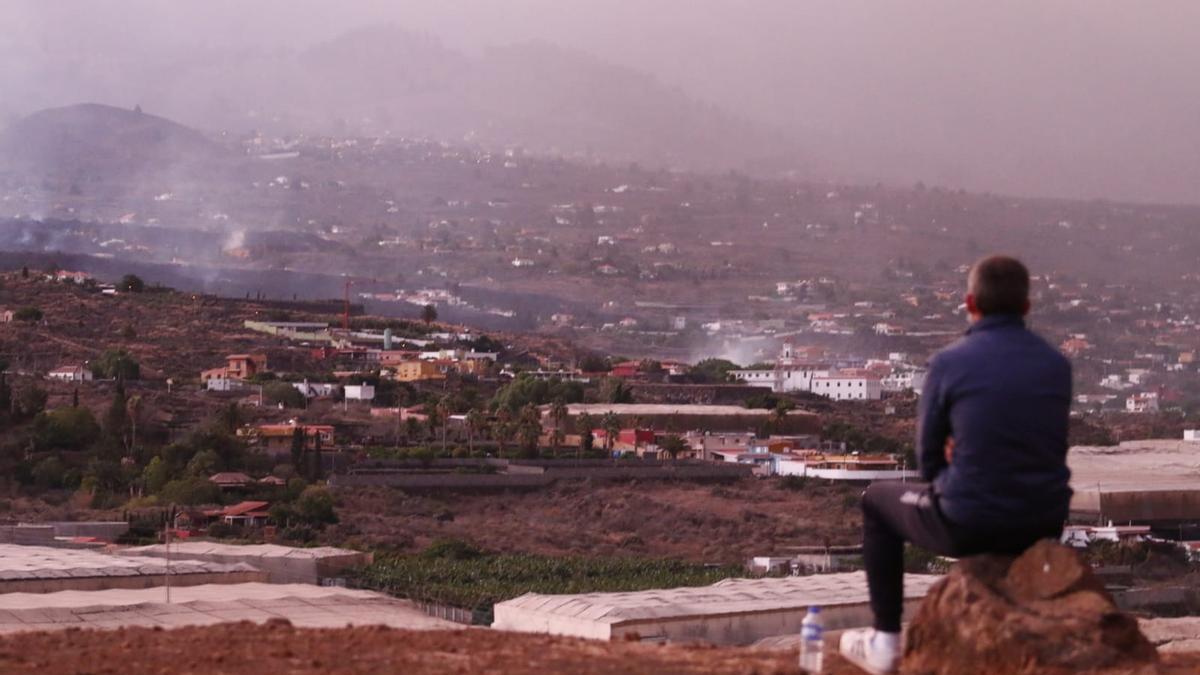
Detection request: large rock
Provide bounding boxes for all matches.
[903,539,1157,674]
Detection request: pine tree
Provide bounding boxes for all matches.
[290,426,305,471]
[104,379,129,456]
[310,431,323,482]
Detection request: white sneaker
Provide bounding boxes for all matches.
[839,628,900,675]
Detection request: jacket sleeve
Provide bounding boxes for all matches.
[917,355,950,481]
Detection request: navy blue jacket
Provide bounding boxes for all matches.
[917,314,1072,529]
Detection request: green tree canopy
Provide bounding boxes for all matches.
[421,304,438,325]
[32,456,68,489]
[491,375,584,412]
[142,456,171,494]
[118,274,145,293]
[185,448,221,476]
[92,349,140,380]
[263,382,305,408]
[159,476,220,505]
[295,485,338,525]
[600,378,634,404]
[690,358,739,383]
[577,354,611,373]
[13,306,42,322]
[33,407,101,451]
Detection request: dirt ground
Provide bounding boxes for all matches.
[2,622,1197,675]
[0,622,796,675]
[329,478,864,563]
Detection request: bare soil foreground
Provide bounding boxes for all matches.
[2,622,1199,675]
[332,479,863,563]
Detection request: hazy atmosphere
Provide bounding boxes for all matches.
[4,4,1200,671]
[3,0,1198,204]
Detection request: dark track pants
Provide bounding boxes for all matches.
[861,481,1063,632]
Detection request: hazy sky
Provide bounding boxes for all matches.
[3,1,1199,204]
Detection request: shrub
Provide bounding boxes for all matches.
[421,538,484,561]
[13,306,42,322]
[294,485,338,525]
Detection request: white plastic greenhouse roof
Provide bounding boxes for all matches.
[496,572,942,625]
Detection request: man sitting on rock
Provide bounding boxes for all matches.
[839,255,1073,675]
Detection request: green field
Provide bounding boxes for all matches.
[352,540,744,624]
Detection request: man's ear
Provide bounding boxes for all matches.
[1022,299,1031,316]
[965,294,978,315]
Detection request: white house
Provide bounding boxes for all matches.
[47,365,93,383]
[206,378,245,392]
[880,369,928,394]
[774,454,917,481]
[293,381,340,399]
[1185,429,1200,442]
[811,375,883,401]
[1126,392,1160,413]
[1061,523,1151,548]
[684,431,756,461]
[344,383,376,402]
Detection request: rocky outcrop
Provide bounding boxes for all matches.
[903,539,1157,674]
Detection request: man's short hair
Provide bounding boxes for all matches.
[968,255,1029,315]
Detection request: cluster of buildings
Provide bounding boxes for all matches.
[540,404,913,482]
[731,341,925,401]
[199,321,500,396]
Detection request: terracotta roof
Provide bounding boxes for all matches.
[222,501,270,517]
[209,472,253,486]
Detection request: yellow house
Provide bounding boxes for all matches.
[393,360,447,382]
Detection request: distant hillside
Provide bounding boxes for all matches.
[279,26,793,169]
[0,103,221,178]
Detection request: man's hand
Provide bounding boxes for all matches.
[944,437,955,464]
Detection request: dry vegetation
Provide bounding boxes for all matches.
[329,478,863,564]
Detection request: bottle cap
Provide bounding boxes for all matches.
[809,605,821,613]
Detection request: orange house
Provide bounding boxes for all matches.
[202,354,268,382]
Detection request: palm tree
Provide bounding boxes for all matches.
[631,415,646,456]
[424,405,440,444]
[770,400,794,434]
[575,412,595,459]
[517,404,542,457]
[126,394,143,458]
[658,434,688,462]
[465,409,486,455]
[494,408,513,458]
[549,399,569,458]
[404,416,422,445]
[601,411,621,455]
[436,396,451,454]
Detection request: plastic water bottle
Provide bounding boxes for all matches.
[799,605,824,673]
